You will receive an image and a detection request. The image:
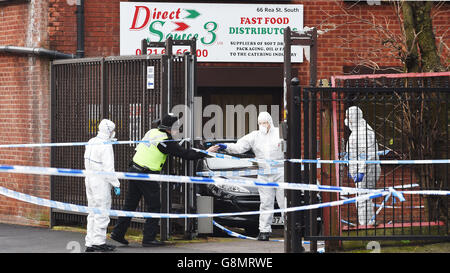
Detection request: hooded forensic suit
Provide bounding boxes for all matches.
[345,106,381,226]
[84,119,120,247]
[223,112,285,233]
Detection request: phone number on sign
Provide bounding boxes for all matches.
[136,48,209,57]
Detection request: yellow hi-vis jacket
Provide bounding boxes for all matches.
[132,129,169,171]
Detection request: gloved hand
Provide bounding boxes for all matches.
[113,187,121,196]
[217,143,227,151]
[348,173,364,182]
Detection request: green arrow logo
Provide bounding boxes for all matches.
[184,9,200,19]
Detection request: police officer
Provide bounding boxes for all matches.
[111,114,215,247]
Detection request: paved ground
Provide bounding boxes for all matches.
[0,223,290,253]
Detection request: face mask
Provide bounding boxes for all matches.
[259,125,268,134]
[344,118,348,127]
[110,131,116,140]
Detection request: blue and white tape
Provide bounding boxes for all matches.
[0,164,448,197]
[339,184,420,200]
[1,139,448,165]
[0,139,186,149]
[212,220,271,241]
[374,204,424,209]
[195,149,450,165]
[341,220,357,227]
[212,221,325,252]
[0,185,390,219]
[369,188,405,223]
[339,150,392,160]
[340,183,420,194]
[0,164,394,195]
[398,190,450,196]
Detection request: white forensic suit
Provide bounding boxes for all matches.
[84,119,120,247]
[224,112,285,234]
[345,106,381,226]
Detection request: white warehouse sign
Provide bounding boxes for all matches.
[120,2,304,63]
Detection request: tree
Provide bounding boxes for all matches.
[395,1,448,223]
[398,1,445,72]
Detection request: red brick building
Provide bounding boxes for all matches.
[0,0,448,226]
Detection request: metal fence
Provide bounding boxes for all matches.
[50,53,196,238]
[303,74,449,242]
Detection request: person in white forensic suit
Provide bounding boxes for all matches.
[84,119,121,252]
[211,112,285,241]
[345,106,381,226]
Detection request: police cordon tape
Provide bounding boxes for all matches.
[0,139,186,148]
[0,140,448,241]
[0,164,447,217]
[212,220,326,253]
[0,164,438,196]
[1,139,449,165]
[339,183,421,197]
[0,184,391,219]
[373,204,424,209]
[0,164,447,236]
[212,220,284,242]
[1,139,445,194]
[193,148,450,165]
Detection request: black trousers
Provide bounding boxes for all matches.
[112,162,161,242]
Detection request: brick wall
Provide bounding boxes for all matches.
[0,1,51,226]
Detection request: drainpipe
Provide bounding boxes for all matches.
[0,45,75,59]
[76,0,85,58]
[1,1,84,59]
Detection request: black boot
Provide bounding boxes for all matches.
[257,232,270,241]
[85,244,115,252]
[111,232,129,245]
[142,240,166,247]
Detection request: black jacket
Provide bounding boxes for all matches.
[156,129,206,160]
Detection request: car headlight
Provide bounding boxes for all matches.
[216,183,250,193]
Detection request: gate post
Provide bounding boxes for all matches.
[320,81,341,252]
[284,77,304,253]
[183,39,197,239]
[307,87,318,253]
[160,53,170,241]
[283,26,318,253]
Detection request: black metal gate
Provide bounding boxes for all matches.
[50,42,197,239]
[303,75,449,245]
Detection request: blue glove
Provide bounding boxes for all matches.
[217,143,227,151]
[114,187,121,196]
[352,173,365,183]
